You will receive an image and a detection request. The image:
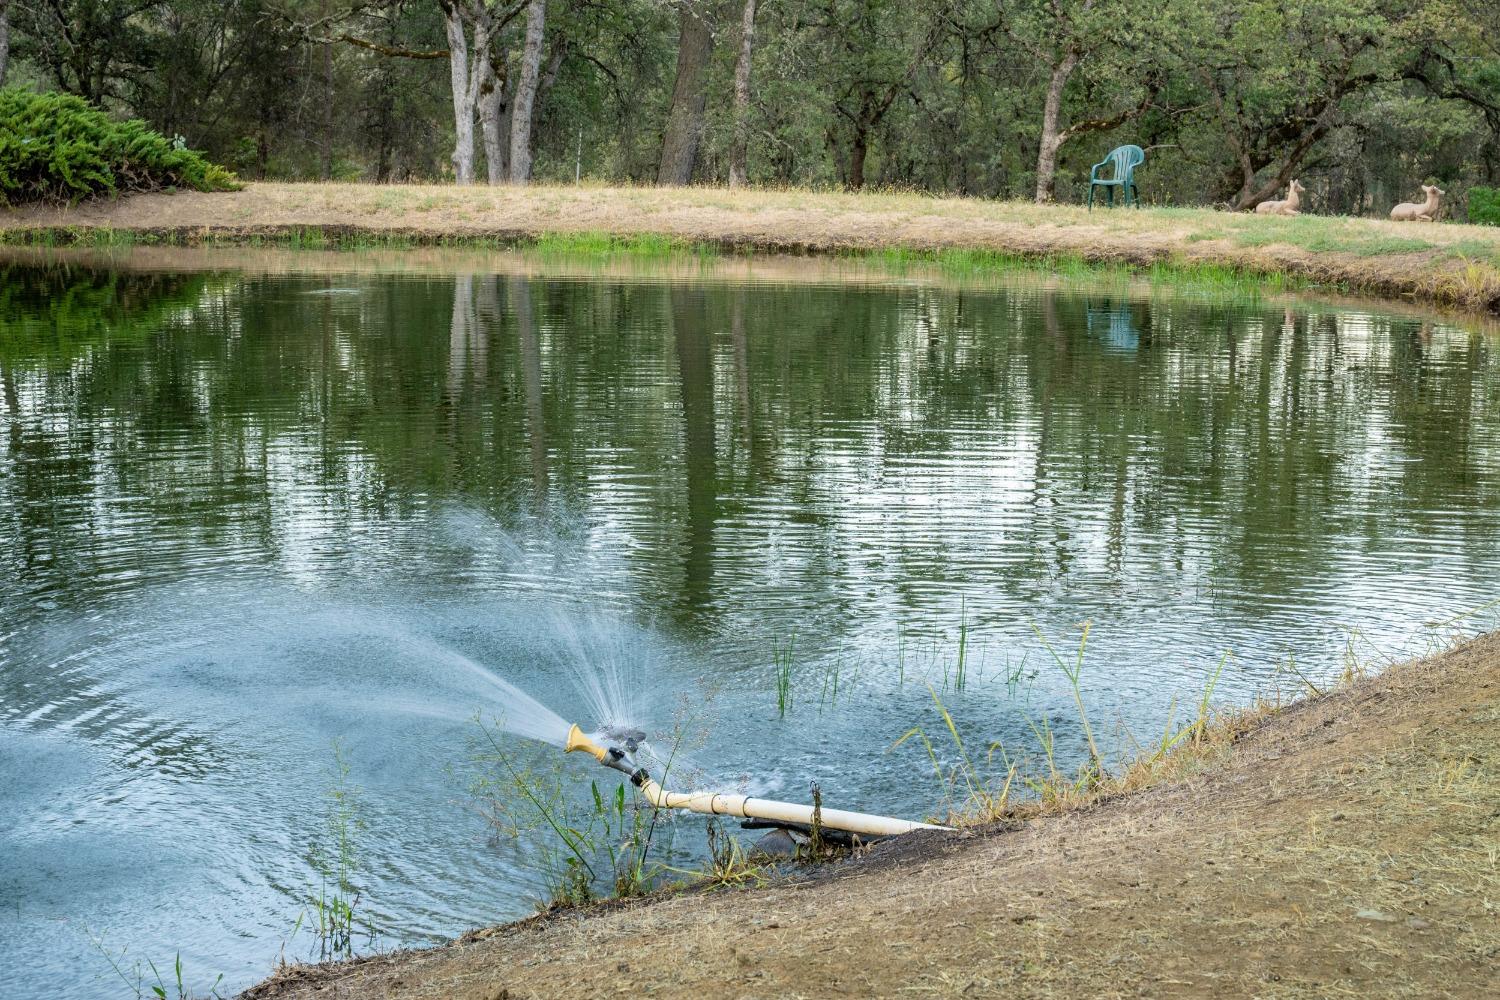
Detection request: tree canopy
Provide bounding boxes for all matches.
[0,0,1496,212]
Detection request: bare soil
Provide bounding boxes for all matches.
[243,635,1500,1000]
[5,183,1500,314]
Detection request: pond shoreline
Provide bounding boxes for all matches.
[4,182,1500,316]
[244,632,1500,999]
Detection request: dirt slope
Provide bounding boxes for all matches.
[245,635,1499,1000]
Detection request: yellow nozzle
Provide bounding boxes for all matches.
[564,724,608,763]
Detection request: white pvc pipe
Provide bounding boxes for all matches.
[635,777,950,838]
[564,724,950,838]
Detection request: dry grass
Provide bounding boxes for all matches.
[244,632,1500,1000]
[5,182,1500,314]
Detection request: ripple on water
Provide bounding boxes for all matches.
[3,265,1500,998]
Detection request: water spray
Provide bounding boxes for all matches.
[564,724,950,839]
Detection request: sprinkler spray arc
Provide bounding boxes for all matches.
[564,724,951,839]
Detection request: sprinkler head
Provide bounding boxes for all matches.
[564,723,646,779]
[599,724,646,754]
[563,724,607,763]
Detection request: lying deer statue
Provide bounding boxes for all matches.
[1390,184,1444,222]
[1255,179,1305,216]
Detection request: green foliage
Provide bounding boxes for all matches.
[1469,187,1500,227]
[3,0,1500,208]
[470,721,669,907]
[0,88,238,205]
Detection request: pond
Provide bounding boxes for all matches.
[3,247,1498,998]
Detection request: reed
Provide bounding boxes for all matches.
[892,605,1500,829]
[954,598,970,692]
[470,714,694,907]
[90,933,224,1000]
[894,641,1252,826]
[892,685,1015,822]
[1031,621,1101,770]
[1003,652,1034,700]
[817,658,844,713]
[304,741,371,960]
[772,634,796,718]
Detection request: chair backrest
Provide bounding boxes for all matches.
[1106,145,1146,181]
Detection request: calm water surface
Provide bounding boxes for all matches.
[2,250,1498,997]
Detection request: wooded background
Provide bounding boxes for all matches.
[0,0,1496,213]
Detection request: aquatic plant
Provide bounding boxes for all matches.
[817,659,844,714]
[772,634,796,718]
[1421,597,1500,652]
[896,627,907,687]
[89,933,224,1000]
[892,685,1016,821]
[889,604,1500,829]
[470,716,687,906]
[302,741,372,960]
[954,598,970,692]
[1002,652,1035,700]
[531,231,713,262]
[1031,621,1101,770]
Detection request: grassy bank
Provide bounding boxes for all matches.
[5,182,1500,315]
[244,631,1499,1000]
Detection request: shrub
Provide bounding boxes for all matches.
[1469,187,1500,227]
[0,88,239,205]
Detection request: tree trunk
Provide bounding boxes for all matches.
[509,0,546,184]
[658,0,717,186]
[478,56,506,184]
[257,129,270,179]
[373,8,400,183]
[1034,49,1080,203]
[1227,115,1338,209]
[441,3,499,186]
[0,1,10,89]
[444,7,477,184]
[848,125,869,191]
[844,88,878,190]
[728,0,757,188]
[321,32,335,180]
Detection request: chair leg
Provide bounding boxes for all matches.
[1087,185,1094,211]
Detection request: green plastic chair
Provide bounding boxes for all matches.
[1087,145,1145,210]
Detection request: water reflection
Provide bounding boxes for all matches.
[3,264,1498,657]
[673,286,718,626]
[514,277,549,507]
[1086,298,1143,352]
